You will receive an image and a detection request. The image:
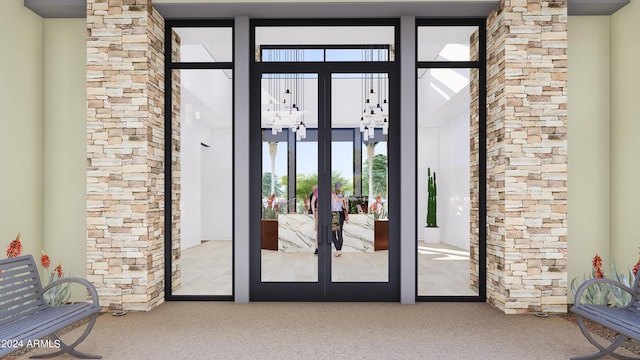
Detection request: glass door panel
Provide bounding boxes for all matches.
[260,73,319,282]
[330,73,389,283]
[172,69,233,296]
[417,67,479,296]
[250,26,400,301]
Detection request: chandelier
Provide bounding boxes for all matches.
[359,73,389,141]
[263,50,307,140]
[359,49,389,141]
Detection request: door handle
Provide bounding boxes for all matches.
[318,223,327,246]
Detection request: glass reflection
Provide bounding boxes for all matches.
[417,67,478,296]
[260,74,319,282]
[255,26,396,62]
[417,26,479,62]
[172,69,233,296]
[172,27,233,63]
[330,74,389,283]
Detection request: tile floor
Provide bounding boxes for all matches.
[173,240,478,297]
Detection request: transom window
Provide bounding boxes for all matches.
[260,45,391,62]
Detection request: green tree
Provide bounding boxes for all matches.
[331,171,352,196]
[296,173,318,202]
[362,153,388,200]
[262,172,284,198]
[295,171,352,203]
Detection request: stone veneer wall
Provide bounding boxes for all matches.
[86,0,166,311]
[486,0,568,314]
[170,30,181,292]
[486,2,507,311]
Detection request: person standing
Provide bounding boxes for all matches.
[310,185,319,255]
[331,182,348,257]
[369,195,383,215]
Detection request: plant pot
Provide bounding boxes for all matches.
[374,219,389,251]
[261,219,278,250]
[423,226,440,244]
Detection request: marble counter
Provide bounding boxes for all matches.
[277,214,375,253]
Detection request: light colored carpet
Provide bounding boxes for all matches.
[18,302,634,360]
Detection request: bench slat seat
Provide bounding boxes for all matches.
[571,276,640,360]
[572,304,640,341]
[0,255,101,359]
[0,302,101,341]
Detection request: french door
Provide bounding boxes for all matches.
[250,61,400,301]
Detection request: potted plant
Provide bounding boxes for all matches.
[371,195,389,251]
[261,194,279,250]
[423,167,440,243]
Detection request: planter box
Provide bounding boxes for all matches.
[374,219,389,251]
[261,219,278,250]
[423,226,440,244]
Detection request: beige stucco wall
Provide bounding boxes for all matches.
[566,16,611,297]
[567,1,640,293]
[43,19,87,286]
[0,3,86,297]
[0,0,44,256]
[611,0,640,269]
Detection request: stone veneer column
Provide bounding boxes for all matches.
[86,0,166,311]
[169,31,181,293]
[486,0,568,314]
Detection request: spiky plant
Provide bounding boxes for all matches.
[426,167,437,227]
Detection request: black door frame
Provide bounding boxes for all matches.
[162,17,487,303]
[164,20,235,301]
[249,19,401,301]
[414,18,487,302]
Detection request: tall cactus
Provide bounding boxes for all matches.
[426,167,437,227]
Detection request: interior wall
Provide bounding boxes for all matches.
[181,103,203,250]
[439,104,470,250]
[43,18,87,286]
[566,16,611,294]
[417,127,439,239]
[180,67,233,246]
[0,0,44,256]
[417,73,471,248]
[611,0,640,269]
[202,128,233,240]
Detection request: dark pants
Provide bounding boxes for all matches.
[332,211,345,251]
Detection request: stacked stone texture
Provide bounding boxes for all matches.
[86,0,166,311]
[486,0,568,314]
[170,30,182,292]
[487,0,509,313]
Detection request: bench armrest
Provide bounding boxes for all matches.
[573,277,634,307]
[40,277,100,306]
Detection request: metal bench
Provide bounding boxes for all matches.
[0,254,102,359]
[571,274,640,360]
